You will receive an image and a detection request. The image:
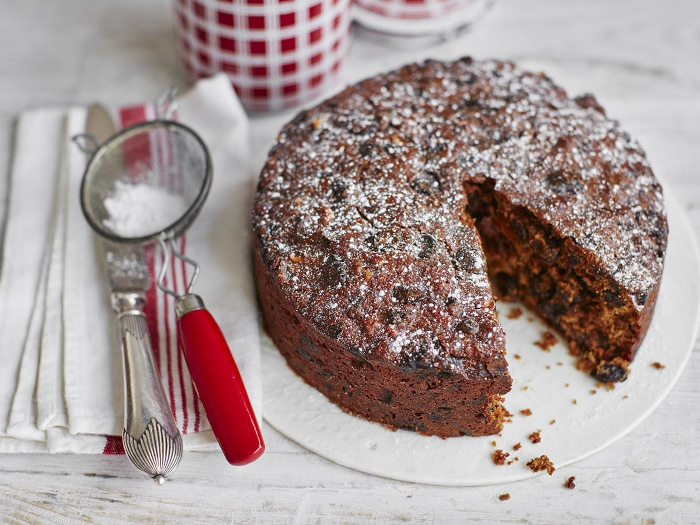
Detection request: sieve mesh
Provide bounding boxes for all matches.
[80,120,211,244]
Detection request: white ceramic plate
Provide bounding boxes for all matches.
[262,189,700,486]
[352,0,492,37]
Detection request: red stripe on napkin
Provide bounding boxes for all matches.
[162,249,178,424]
[179,235,202,433]
[173,237,189,434]
[103,435,124,455]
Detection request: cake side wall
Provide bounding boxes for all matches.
[253,240,510,438]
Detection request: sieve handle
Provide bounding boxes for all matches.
[175,294,265,466]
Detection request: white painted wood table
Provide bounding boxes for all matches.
[1,0,699,522]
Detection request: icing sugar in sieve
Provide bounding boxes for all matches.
[102,180,189,238]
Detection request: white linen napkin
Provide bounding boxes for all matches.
[0,74,262,455]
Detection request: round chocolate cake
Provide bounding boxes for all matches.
[252,58,668,438]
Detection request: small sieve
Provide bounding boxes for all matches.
[77,95,264,468]
[80,119,212,247]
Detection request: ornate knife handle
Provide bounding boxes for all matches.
[113,293,183,484]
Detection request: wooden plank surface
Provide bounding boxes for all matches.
[1,0,699,523]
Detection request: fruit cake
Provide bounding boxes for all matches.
[252,58,668,437]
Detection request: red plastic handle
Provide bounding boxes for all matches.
[178,307,265,465]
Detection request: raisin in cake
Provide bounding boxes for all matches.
[252,58,668,437]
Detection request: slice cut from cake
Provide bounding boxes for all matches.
[252,58,667,437]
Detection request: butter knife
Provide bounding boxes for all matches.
[86,104,183,483]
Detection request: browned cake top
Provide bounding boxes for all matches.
[253,58,667,375]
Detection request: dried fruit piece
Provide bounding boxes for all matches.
[418,233,437,259]
[409,172,441,196]
[455,318,479,334]
[455,247,484,273]
[392,286,426,304]
[592,362,628,382]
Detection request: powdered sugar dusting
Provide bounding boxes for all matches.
[253,58,667,370]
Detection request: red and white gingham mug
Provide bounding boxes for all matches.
[174,0,352,112]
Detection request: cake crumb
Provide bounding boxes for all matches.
[565,383,570,387]
[549,419,556,425]
[527,316,534,322]
[498,493,510,501]
[535,330,557,351]
[527,455,555,475]
[514,354,521,360]
[520,408,532,416]
[493,449,510,465]
[572,399,577,405]
[596,381,615,391]
[502,411,513,425]
[652,361,666,370]
[623,395,629,399]
[546,365,551,369]
[557,361,563,366]
[521,385,529,391]
[575,359,595,374]
[528,430,541,444]
[564,476,576,489]
[507,307,523,320]
[490,440,497,447]
[589,389,597,395]
[513,442,522,451]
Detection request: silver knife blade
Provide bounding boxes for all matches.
[103,241,150,293]
[85,104,150,294]
[85,103,115,145]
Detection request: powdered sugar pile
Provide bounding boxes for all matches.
[102,180,189,238]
